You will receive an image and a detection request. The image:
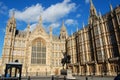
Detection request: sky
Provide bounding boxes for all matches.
[0,0,120,57]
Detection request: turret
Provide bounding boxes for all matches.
[82,22,85,29]
[89,0,97,16]
[49,26,52,40]
[99,11,103,22]
[39,15,42,27]
[4,11,16,62]
[59,21,68,40]
[76,25,78,32]
[89,0,98,24]
[6,11,16,34]
[26,23,30,37]
[110,4,113,11]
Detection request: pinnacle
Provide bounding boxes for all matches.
[61,21,66,31]
[39,15,42,26]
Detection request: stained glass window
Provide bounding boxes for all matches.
[31,38,46,64]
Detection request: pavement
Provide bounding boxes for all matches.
[20,76,115,80]
[0,75,116,80]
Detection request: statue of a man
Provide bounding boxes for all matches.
[61,52,71,69]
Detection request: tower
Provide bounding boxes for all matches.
[89,0,98,24]
[88,0,99,75]
[39,15,42,26]
[3,12,16,63]
[110,4,113,11]
[59,21,68,40]
[26,23,30,38]
[6,12,16,34]
[49,26,52,40]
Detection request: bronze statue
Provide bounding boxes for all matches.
[61,52,71,69]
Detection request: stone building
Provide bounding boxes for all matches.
[66,0,120,76]
[0,0,120,77]
[1,14,68,76]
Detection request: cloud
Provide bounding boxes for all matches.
[9,0,76,23]
[65,19,78,25]
[85,0,89,4]
[9,4,44,23]
[0,2,8,15]
[76,14,81,18]
[30,23,37,31]
[49,23,60,29]
[42,0,76,22]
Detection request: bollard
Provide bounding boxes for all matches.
[64,76,66,80]
[86,77,88,80]
[51,75,54,80]
[28,76,30,80]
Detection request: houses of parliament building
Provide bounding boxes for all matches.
[0,0,120,76]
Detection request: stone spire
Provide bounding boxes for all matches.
[90,0,97,16]
[11,11,16,23]
[89,0,98,24]
[99,11,104,23]
[27,23,30,31]
[61,21,66,31]
[76,25,78,32]
[99,11,102,18]
[59,21,68,40]
[10,11,16,23]
[26,23,30,38]
[90,0,94,7]
[12,10,15,18]
[49,26,52,40]
[110,4,113,11]
[7,10,16,30]
[39,15,42,26]
[82,22,85,29]
[50,26,52,32]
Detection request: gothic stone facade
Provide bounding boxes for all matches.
[1,0,120,77]
[1,15,68,76]
[66,1,120,76]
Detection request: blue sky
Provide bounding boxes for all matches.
[0,0,120,57]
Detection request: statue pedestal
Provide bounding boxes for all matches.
[60,69,76,79]
[61,69,67,75]
[66,69,76,79]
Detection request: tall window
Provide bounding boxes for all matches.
[107,20,114,31]
[31,38,46,64]
[95,38,101,48]
[97,50,102,61]
[94,26,99,36]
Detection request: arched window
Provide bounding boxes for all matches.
[31,38,46,64]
